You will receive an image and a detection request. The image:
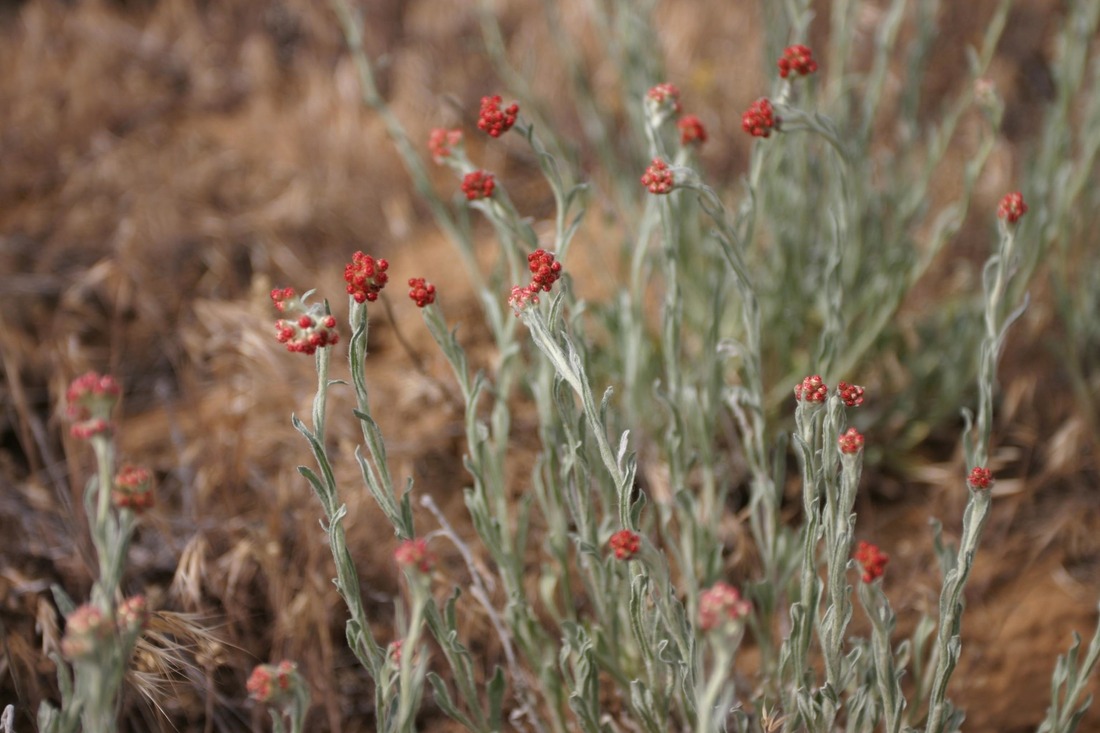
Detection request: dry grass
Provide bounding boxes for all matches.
[1,0,1097,731]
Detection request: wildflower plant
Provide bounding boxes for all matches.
[248,1,1100,732]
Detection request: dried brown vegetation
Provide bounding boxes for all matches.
[1,1,1097,731]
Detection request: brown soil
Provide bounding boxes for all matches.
[1,1,1097,731]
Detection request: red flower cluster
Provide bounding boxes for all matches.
[67,371,122,440]
[997,191,1027,223]
[678,115,707,146]
[641,157,674,194]
[461,170,495,200]
[477,95,519,137]
[247,660,300,704]
[794,375,828,403]
[61,604,113,660]
[408,277,436,308]
[429,128,463,162]
[742,98,777,138]
[778,44,818,78]
[697,582,751,632]
[837,382,865,407]
[608,530,641,560]
[527,249,563,293]
[646,82,682,115]
[117,595,148,635]
[274,311,339,355]
[854,541,888,583]
[394,538,434,573]
[838,427,864,455]
[967,466,994,491]
[113,464,155,513]
[344,252,390,304]
[507,284,540,314]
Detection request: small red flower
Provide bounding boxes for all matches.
[967,466,994,491]
[997,192,1027,224]
[527,249,563,293]
[272,289,340,355]
[61,604,113,660]
[646,82,682,115]
[608,530,641,560]
[247,660,300,704]
[794,375,828,403]
[837,382,865,407]
[67,372,121,439]
[270,287,295,312]
[677,114,707,146]
[117,595,148,635]
[698,582,751,632]
[742,98,777,138]
[388,639,403,663]
[641,157,674,195]
[113,464,155,513]
[394,538,434,573]
[477,95,519,137]
[854,541,888,583]
[344,252,390,304]
[778,45,818,78]
[407,277,436,308]
[461,170,496,201]
[838,427,864,455]
[507,284,539,315]
[428,128,463,162]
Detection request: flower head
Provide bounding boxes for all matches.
[61,604,113,660]
[394,538,434,573]
[507,284,539,315]
[407,277,436,308]
[778,45,818,78]
[117,595,148,636]
[742,98,777,138]
[272,289,340,355]
[113,464,155,513]
[794,375,828,403]
[838,427,864,455]
[428,128,463,163]
[997,192,1027,224]
[641,157,675,195]
[344,252,390,304]
[388,639,403,664]
[247,660,302,705]
[854,541,888,583]
[527,249,563,293]
[698,582,751,632]
[677,114,707,146]
[67,372,121,439]
[837,382,865,407]
[967,466,994,491]
[477,95,519,137]
[608,530,641,560]
[645,82,682,125]
[461,170,495,201]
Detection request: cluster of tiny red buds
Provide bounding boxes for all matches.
[527,249,563,293]
[677,114,707,146]
[967,466,994,491]
[407,277,436,308]
[461,170,495,200]
[997,191,1027,223]
[117,595,148,635]
[394,538,434,573]
[344,252,390,304]
[742,97,777,138]
[777,44,818,78]
[794,375,828,403]
[61,604,113,660]
[507,284,540,315]
[247,660,301,704]
[477,95,519,137]
[388,639,403,663]
[838,427,865,455]
[697,582,751,632]
[67,371,121,439]
[854,541,889,583]
[646,82,682,114]
[608,530,641,560]
[270,287,295,312]
[274,311,339,355]
[837,381,865,407]
[113,464,155,513]
[428,128,463,162]
[641,157,675,194]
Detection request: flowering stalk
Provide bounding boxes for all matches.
[924,196,1029,733]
